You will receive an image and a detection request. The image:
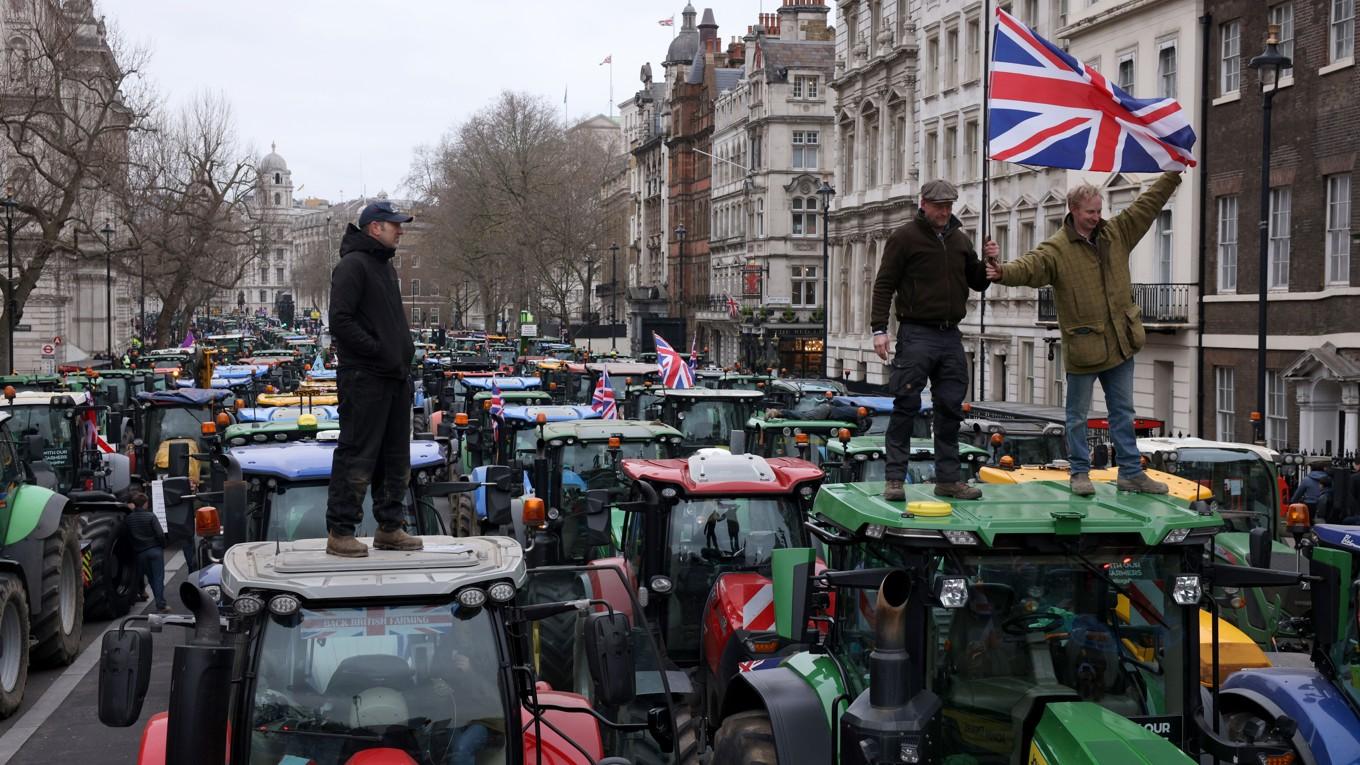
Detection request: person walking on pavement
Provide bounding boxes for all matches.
[871,179,991,502]
[326,200,423,557]
[123,492,169,613]
[1292,459,1333,521]
[985,171,1183,496]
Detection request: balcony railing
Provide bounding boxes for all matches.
[1037,283,1195,326]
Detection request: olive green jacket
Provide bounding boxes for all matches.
[997,172,1181,375]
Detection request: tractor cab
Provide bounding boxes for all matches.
[760,378,847,416]
[654,389,765,455]
[716,373,775,392]
[498,405,601,470]
[962,417,1067,466]
[0,388,119,493]
[132,388,234,482]
[455,375,542,412]
[745,411,861,465]
[823,434,990,484]
[456,390,555,472]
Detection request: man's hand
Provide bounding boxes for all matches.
[873,333,891,361]
[986,258,1003,282]
[982,240,1000,261]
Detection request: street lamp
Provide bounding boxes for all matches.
[609,242,620,351]
[674,224,687,316]
[1248,23,1291,445]
[101,221,113,359]
[1,187,16,374]
[816,180,836,379]
[138,236,146,343]
[588,243,598,348]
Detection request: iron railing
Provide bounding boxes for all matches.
[1037,283,1195,325]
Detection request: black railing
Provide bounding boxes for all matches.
[1038,283,1195,325]
[686,294,739,313]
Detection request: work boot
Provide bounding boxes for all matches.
[1070,473,1096,496]
[934,482,982,500]
[1117,472,1169,494]
[326,531,369,558]
[883,479,906,501]
[374,526,425,551]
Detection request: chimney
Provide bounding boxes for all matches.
[727,37,745,67]
[777,0,829,41]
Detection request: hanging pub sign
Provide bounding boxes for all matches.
[741,260,763,299]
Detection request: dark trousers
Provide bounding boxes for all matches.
[886,323,968,484]
[327,368,412,536]
[137,547,166,609]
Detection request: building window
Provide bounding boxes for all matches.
[259,267,268,283]
[965,16,981,82]
[924,129,938,181]
[273,192,281,206]
[1157,42,1177,99]
[1217,195,1238,292]
[791,265,818,306]
[1117,50,1136,91]
[259,289,267,303]
[1047,214,1063,237]
[791,196,819,237]
[1268,187,1291,289]
[430,308,439,325]
[1327,174,1352,284]
[1215,366,1235,441]
[1019,220,1036,255]
[925,34,939,95]
[411,278,421,296]
[792,75,818,98]
[1156,209,1173,282]
[964,118,979,181]
[1220,20,1241,95]
[864,116,880,187]
[842,129,855,192]
[1266,370,1288,450]
[275,267,284,283]
[891,108,906,181]
[1020,340,1035,403]
[1332,0,1355,63]
[1269,3,1294,78]
[942,124,957,182]
[994,223,1010,262]
[945,26,959,90]
[1047,344,1064,406]
[756,198,765,237]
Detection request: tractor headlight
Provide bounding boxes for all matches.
[661,486,678,499]
[942,530,980,546]
[268,594,301,616]
[203,585,222,604]
[899,742,922,763]
[935,577,969,609]
[799,485,814,498]
[234,593,264,616]
[488,582,516,603]
[457,587,488,609]
[648,575,674,594]
[1162,528,1192,544]
[1172,575,1202,606]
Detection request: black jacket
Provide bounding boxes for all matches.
[329,225,415,379]
[123,508,165,554]
[870,210,990,331]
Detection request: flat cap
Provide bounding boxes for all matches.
[920,179,958,202]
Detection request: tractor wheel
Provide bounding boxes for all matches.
[81,511,139,620]
[413,412,430,436]
[0,572,31,718]
[673,703,700,765]
[31,516,83,668]
[526,575,587,694]
[710,709,778,765]
[451,491,478,537]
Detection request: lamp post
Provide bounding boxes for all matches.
[138,237,146,342]
[1,187,16,373]
[675,223,687,318]
[816,181,836,379]
[587,243,598,349]
[609,242,620,351]
[100,221,113,359]
[1248,24,1291,445]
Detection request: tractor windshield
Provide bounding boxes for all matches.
[673,400,747,449]
[560,440,668,486]
[1171,449,1276,533]
[837,546,1188,762]
[246,602,509,765]
[5,406,74,466]
[146,406,212,444]
[994,434,1066,466]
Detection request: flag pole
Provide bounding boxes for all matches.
[609,58,614,119]
[978,0,992,401]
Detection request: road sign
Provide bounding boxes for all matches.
[40,343,54,357]
[520,324,539,338]
[13,324,31,332]
[52,335,62,346]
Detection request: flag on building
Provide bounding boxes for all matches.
[658,16,674,26]
[652,332,694,389]
[724,294,741,320]
[987,7,1196,173]
[591,370,619,419]
[599,55,612,65]
[489,382,504,440]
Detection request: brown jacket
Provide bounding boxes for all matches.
[998,172,1181,374]
[869,209,991,331]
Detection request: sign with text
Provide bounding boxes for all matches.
[520,324,539,338]
[741,261,764,299]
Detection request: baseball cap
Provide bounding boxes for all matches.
[358,200,414,227]
[920,179,958,203]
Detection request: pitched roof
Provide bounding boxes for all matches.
[759,38,835,82]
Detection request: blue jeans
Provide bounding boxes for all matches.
[137,547,166,609]
[1066,357,1143,479]
[447,723,490,765]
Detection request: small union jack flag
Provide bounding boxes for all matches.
[738,658,779,672]
[988,7,1196,173]
[688,335,699,374]
[658,16,674,27]
[591,369,619,419]
[489,383,504,440]
[653,332,693,389]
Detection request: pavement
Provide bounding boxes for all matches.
[0,547,189,764]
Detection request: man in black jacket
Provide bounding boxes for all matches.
[870,179,992,501]
[123,492,169,612]
[326,200,422,557]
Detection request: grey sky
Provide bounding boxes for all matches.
[100,0,832,206]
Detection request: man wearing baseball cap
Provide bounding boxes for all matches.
[869,179,992,502]
[325,200,421,556]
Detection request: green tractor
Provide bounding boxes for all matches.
[653,389,765,456]
[744,411,862,466]
[706,481,1298,764]
[823,434,991,485]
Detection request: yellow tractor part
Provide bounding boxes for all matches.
[1113,594,1271,686]
[977,466,1211,504]
[155,437,204,484]
[257,393,339,407]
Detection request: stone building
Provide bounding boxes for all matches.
[619,71,670,354]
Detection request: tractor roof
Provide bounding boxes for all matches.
[832,394,897,414]
[500,405,600,425]
[747,415,858,434]
[0,374,62,387]
[541,419,683,442]
[659,388,764,400]
[826,435,988,457]
[964,417,1064,436]
[622,450,823,495]
[231,438,444,480]
[811,480,1220,547]
[768,378,846,395]
[585,362,658,376]
[137,388,232,407]
[460,376,541,391]
[236,405,340,423]
[0,390,93,407]
[1136,436,1278,462]
[224,417,340,444]
[472,390,551,404]
[222,535,526,601]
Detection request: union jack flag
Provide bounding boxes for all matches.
[738,658,779,672]
[489,382,504,440]
[591,369,619,419]
[299,605,455,640]
[688,335,698,373]
[653,332,693,389]
[988,8,1196,173]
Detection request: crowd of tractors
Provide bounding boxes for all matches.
[0,325,1339,765]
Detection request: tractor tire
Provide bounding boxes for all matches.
[31,516,83,668]
[451,491,478,537]
[0,572,31,718]
[526,575,587,694]
[81,511,139,620]
[710,709,778,765]
[673,703,700,765]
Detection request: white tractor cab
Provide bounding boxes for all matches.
[960,416,1067,467]
[0,388,130,495]
[99,536,687,765]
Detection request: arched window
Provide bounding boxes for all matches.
[792,196,818,236]
[274,172,281,185]
[273,192,281,205]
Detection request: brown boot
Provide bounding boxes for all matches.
[1117,472,1169,494]
[326,531,369,558]
[883,479,906,501]
[934,482,982,500]
[1070,473,1096,496]
[374,526,424,551]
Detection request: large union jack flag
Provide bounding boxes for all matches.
[653,332,694,389]
[988,7,1196,173]
[591,369,619,419]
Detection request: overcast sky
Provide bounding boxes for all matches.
[101,1,833,206]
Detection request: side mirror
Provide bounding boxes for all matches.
[583,610,635,707]
[98,626,153,726]
[483,465,516,527]
[221,479,249,548]
[772,547,816,642]
[24,434,43,463]
[437,422,453,438]
[1309,547,1346,648]
[1248,526,1271,569]
[168,441,190,478]
[728,429,747,455]
[107,413,125,445]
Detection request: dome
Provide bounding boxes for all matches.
[664,3,700,65]
[260,142,287,173]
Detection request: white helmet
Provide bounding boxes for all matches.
[350,686,409,728]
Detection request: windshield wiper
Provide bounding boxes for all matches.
[1068,552,1171,630]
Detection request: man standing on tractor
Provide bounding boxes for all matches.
[986,172,1182,497]
[870,179,990,502]
[325,200,422,557]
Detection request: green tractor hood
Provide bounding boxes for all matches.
[1028,702,1193,764]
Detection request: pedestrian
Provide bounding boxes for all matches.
[871,179,991,502]
[1291,459,1333,522]
[123,492,169,613]
[985,171,1182,496]
[325,200,423,557]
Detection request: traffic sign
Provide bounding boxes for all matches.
[52,335,62,346]
[520,323,539,338]
[40,343,54,357]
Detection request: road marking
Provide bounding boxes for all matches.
[0,550,186,761]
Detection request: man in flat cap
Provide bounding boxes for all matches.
[326,200,422,556]
[870,179,992,501]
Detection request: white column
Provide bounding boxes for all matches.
[1342,383,1360,455]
